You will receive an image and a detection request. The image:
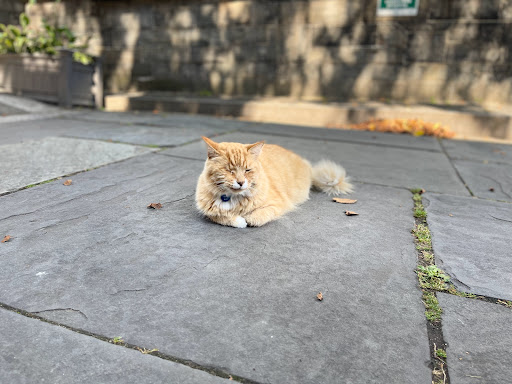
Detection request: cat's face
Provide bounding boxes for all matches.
[202,137,264,195]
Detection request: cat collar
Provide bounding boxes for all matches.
[220,194,231,202]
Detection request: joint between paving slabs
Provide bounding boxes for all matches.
[0,302,261,384]
[411,189,512,384]
[412,188,450,384]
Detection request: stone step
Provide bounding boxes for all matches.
[105,92,512,142]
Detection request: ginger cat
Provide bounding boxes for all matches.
[195,136,353,228]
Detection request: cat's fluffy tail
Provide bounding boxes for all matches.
[311,160,353,195]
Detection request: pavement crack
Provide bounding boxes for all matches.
[489,214,512,224]
[162,194,194,205]
[37,215,89,232]
[31,307,88,320]
[109,288,148,296]
[438,138,473,197]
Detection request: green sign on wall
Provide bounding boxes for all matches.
[377,0,419,16]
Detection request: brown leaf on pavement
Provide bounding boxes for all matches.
[316,292,323,301]
[333,198,357,204]
[345,211,359,216]
[2,235,11,243]
[63,179,72,186]
[147,203,162,209]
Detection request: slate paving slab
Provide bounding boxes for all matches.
[162,132,469,195]
[437,294,512,384]
[0,153,431,383]
[71,110,250,131]
[442,139,512,165]
[0,118,122,145]
[241,122,442,151]
[0,137,153,194]
[63,122,233,147]
[425,193,512,300]
[452,160,512,201]
[0,102,26,116]
[0,308,231,384]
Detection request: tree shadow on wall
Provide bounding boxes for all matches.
[22,0,512,138]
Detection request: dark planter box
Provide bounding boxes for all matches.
[0,49,103,108]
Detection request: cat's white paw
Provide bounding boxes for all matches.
[233,216,247,228]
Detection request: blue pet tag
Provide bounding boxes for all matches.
[221,194,231,202]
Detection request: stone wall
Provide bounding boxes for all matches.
[19,0,512,106]
[0,0,25,25]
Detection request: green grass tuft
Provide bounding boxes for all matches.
[417,265,450,291]
[414,208,427,219]
[423,291,442,322]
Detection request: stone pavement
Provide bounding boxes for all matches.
[0,97,511,384]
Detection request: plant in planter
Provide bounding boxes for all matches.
[0,12,102,108]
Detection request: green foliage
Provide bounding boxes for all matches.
[0,12,92,64]
[417,265,450,291]
[111,336,124,344]
[413,223,432,251]
[436,349,447,359]
[422,291,442,322]
[198,89,213,97]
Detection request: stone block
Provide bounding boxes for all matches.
[218,0,251,26]
[437,294,512,384]
[425,193,512,300]
[308,0,364,27]
[0,137,152,194]
[375,22,408,49]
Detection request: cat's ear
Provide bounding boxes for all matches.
[246,141,265,158]
[202,136,221,159]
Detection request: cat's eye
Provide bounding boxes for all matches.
[245,169,251,173]
[229,170,235,174]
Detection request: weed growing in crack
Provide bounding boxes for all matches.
[111,336,124,345]
[447,286,476,298]
[422,291,442,322]
[422,251,434,262]
[436,349,447,359]
[417,265,450,291]
[412,224,431,251]
[414,207,427,219]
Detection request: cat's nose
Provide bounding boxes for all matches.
[237,180,245,186]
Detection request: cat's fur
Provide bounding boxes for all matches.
[195,136,353,228]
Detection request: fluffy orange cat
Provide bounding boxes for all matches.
[195,136,353,228]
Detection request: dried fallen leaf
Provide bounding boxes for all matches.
[147,203,162,209]
[316,292,323,301]
[420,189,426,195]
[345,211,359,216]
[489,187,495,192]
[333,198,357,204]
[449,214,453,217]
[228,376,233,381]
[63,179,72,186]
[2,235,11,243]
[345,118,455,138]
